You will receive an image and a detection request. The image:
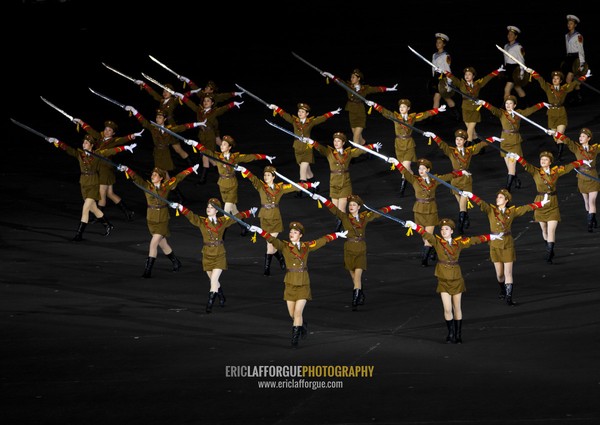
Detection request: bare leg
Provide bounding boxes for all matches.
[287,299,307,326]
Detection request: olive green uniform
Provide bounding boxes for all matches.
[445,69,500,122]
[558,134,600,193]
[312,142,368,198]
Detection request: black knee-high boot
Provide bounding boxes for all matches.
[351,288,360,311]
[445,320,456,344]
[545,242,555,264]
[142,257,156,278]
[514,172,521,189]
[334,218,343,232]
[300,321,308,339]
[99,216,114,236]
[217,287,226,307]
[505,174,515,191]
[463,211,470,229]
[497,281,506,300]
[116,200,135,221]
[166,252,182,272]
[587,213,595,232]
[263,254,273,276]
[206,291,218,313]
[291,326,302,348]
[239,221,249,236]
[458,211,467,235]
[198,167,209,184]
[357,288,365,305]
[399,177,408,197]
[556,143,564,163]
[592,213,598,229]
[421,246,432,267]
[454,319,463,344]
[273,251,286,270]
[72,222,87,241]
[504,284,516,306]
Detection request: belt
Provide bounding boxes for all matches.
[502,129,518,134]
[330,169,349,175]
[81,172,95,176]
[148,204,167,209]
[416,197,434,203]
[204,240,224,247]
[537,191,556,196]
[395,135,411,139]
[219,174,235,179]
[346,237,365,243]
[438,260,458,266]
[286,267,307,273]
[261,203,279,209]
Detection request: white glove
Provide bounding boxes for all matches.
[193,120,207,128]
[331,107,342,115]
[460,191,473,198]
[179,75,190,84]
[389,205,402,210]
[190,88,202,94]
[335,230,348,239]
[125,105,138,115]
[184,139,199,147]
[386,84,398,92]
[305,138,315,145]
[192,164,200,174]
[47,137,58,144]
[174,92,185,99]
[433,66,442,74]
[388,157,400,166]
[72,118,83,125]
[373,142,382,152]
[540,193,550,207]
[169,202,180,210]
[311,181,320,188]
[506,152,520,161]
[461,170,472,176]
[497,65,506,73]
[249,225,263,233]
[423,131,436,138]
[404,220,417,230]
[249,206,258,217]
[524,67,533,74]
[490,232,504,241]
[233,101,244,108]
[546,129,557,136]
[124,143,137,153]
[117,165,128,172]
[312,193,327,203]
[132,129,145,138]
[585,69,592,78]
[491,136,503,142]
[583,159,593,167]
[543,102,551,109]
[234,91,244,97]
[579,63,585,71]
[134,80,144,86]
[438,105,447,112]
[366,100,375,107]
[234,165,247,173]
[266,155,276,163]
[268,104,277,110]
[322,71,334,79]
[476,99,485,106]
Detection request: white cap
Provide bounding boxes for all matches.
[566,14,580,24]
[507,25,521,34]
[435,33,449,42]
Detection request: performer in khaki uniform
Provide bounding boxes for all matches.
[74,117,138,221]
[249,221,347,348]
[120,163,198,278]
[526,67,591,159]
[268,102,340,193]
[235,165,318,276]
[321,68,397,146]
[313,193,401,310]
[404,218,502,344]
[461,188,549,305]
[477,96,546,191]
[180,93,243,183]
[184,134,273,236]
[47,134,134,241]
[441,65,503,144]
[551,128,599,232]
[367,98,444,197]
[423,129,488,234]
[171,199,256,314]
[388,157,469,266]
[507,150,592,263]
[309,131,381,230]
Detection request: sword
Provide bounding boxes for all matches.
[495,44,527,70]
[265,120,309,143]
[88,87,127,110]
[142,73,176,96]
[511,109,549,134]
[209,201,252,230]
[575,168,600,183]
[148,55,183,80]
[580,81,600,95]
[132,180,172,204]
[483,138,511,155]
[84,149,122,169]
[149,121,232,167]
[407,45,438,70]
[11,118,51,141]
[40,96,75,122]
[292,51,326,75]
[234,84,270,108]
[379,110,426,136]
[426,171,463,195]
[102,62,137,83]
[362,203,406,226]
[274,171,314,198]
[447,83,483,110]
[348,141,390,162]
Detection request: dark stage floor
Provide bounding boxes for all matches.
[3,2,600,425]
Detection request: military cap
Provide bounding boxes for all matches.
[333,132,347,143]
[455,129,468,140]
[352,69,364,80]
[398,98,411,107]
[222,135,235,147]
[83,134,95,143]
[551,71,564,80]
[264,165,276,175]
[104,120,118,131]
[152,167,167,179]
[463,67,477,77]
[507,25,521,34]
[289,221,304,234]
[347,194,363,206]
[539,151,554,162]
[496,188,512,203]
[206,80,218,91]
[580,128,593,139]
[566,15,580,24]
[505,95,518,105]
[297,103,311,112]
[417,158,433,170]
[208,198,222,208]
[439,218,456,230]
[435,33,449,42]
